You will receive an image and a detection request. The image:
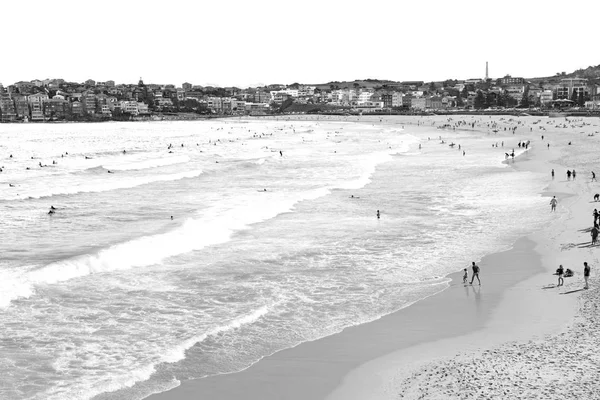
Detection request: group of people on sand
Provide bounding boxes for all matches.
[549,193,593,290]
[555,262,590,289]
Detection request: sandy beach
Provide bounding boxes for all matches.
[144,114,600,400]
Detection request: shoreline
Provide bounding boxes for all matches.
[145,115,583,400]
[148,233,572,400]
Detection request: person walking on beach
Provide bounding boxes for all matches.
[567,170,571,180]
[583,262,590,289]
[592,171,597,182]
[550,196,557,212]
[470,262,481,285]
[573,170,576,179]
[591,226,598,245]
[551,169,555,179]
[556,264,564,287]
[463,268,468,284]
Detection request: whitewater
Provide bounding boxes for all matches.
[0,116,552,400]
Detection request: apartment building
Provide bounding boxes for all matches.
[0,91,17,121]
[501,75,524,85]
[71,101,83,116]
[82,92,96,114]
[411,97,427,110]
[28,93,49,121]
[13,95,30,119]
[45,98,70,119]
[555,77,588,99]
[119,101,139,115]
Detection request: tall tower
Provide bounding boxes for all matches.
[485,62,489,81]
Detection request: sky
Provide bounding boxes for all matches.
[1,0,598,88]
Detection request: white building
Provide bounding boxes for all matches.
[119,101,139,115]
[540,90,554,106]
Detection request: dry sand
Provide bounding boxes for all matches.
[147,114,600,400]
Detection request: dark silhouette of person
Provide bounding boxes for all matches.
[470,262,481,285]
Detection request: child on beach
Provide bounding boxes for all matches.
[463,268,468,284]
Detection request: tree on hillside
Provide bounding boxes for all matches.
[474,90,486,109]
[461,86,469,99]
[428,82,436,93]
[485,92,496,108]
[497,92,506,108]
[520,88,530,108]
[571,89,578,103]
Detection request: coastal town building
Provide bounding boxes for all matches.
[555,77,588,100]
[0,91,17,121]
[501,75,525,85]
[540,90,554,105]
[71,101,83,116]
[45,98,69,119]
[13,95,30,119]
[411,97,426,110]
[119,101,139,115]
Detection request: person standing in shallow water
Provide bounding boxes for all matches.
[470,262,480,285]
[550,196,557,212]
[376,210,380,219]
[551,169,555,179]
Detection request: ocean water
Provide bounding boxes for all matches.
[0,116,552,400]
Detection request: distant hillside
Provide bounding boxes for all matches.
[529,64,600,84]
[312,79,401,90]
[306,65,600,89]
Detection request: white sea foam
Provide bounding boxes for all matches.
[40,307,268,400]
[160,305,269,363]
[1,186,331,307]
[102,155,190,171]
[0,170,203,201]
